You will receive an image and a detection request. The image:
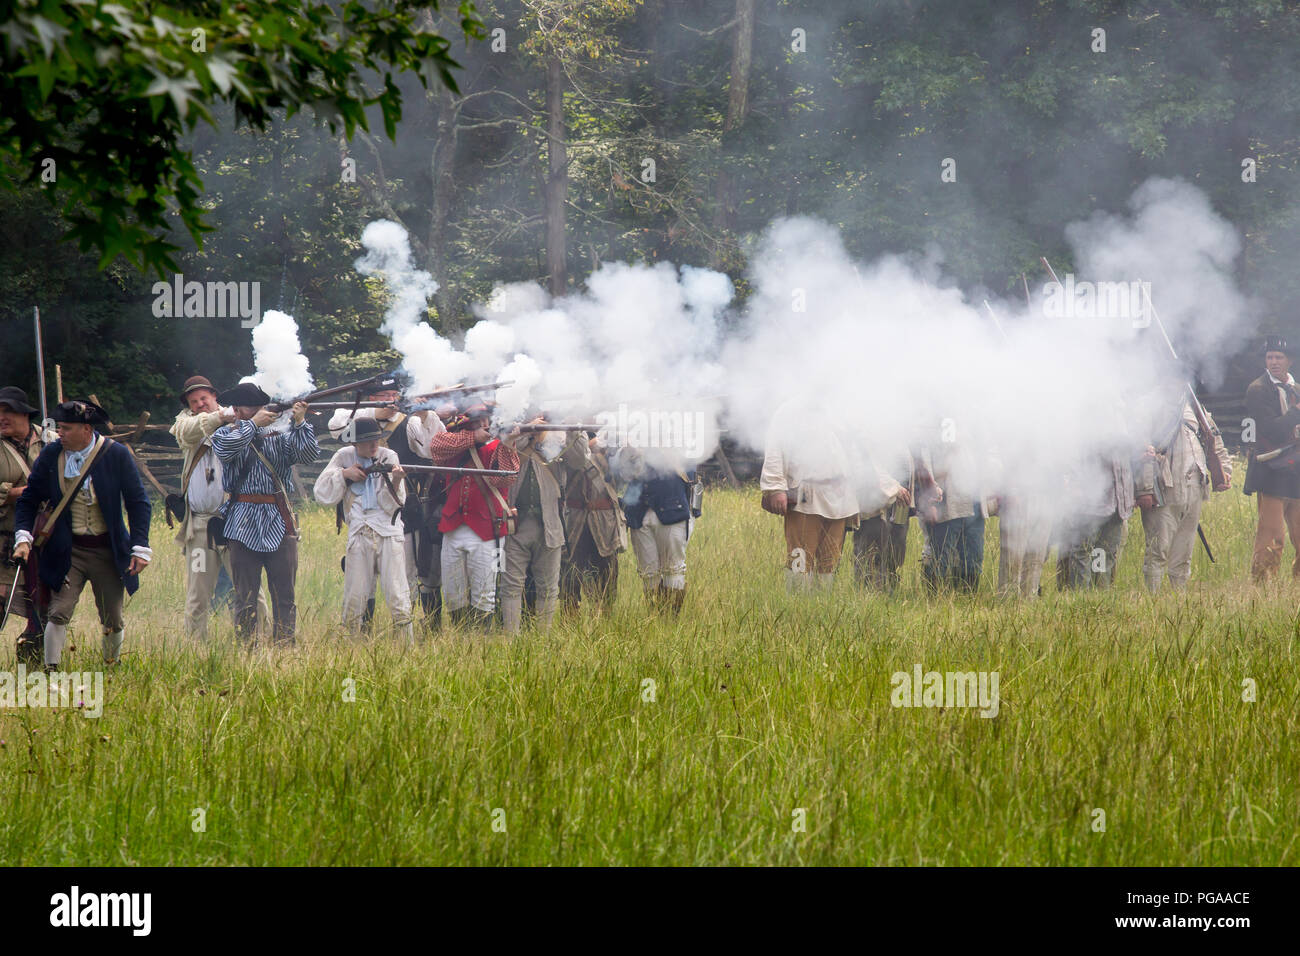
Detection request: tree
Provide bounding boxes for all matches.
[0,0,484,275]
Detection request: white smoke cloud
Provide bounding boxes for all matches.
[248,309,313,400]
[348,177,1246,502]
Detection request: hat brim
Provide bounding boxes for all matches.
[180,383,218,404]
[0,399,37,416]
[218,384,272,407]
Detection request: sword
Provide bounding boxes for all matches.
[0,557,24,632]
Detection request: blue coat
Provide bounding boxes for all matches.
[623,469,694,530]
[15,437,153,594]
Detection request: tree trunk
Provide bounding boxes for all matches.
[429,82,460,333]
[545,55,568,296]
[711,0,756,265]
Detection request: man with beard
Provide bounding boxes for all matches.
[170,375,269,638]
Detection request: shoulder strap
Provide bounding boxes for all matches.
[249,441,298,537]
[1,438,30,479]
[469,445,513,540]
[179,440,210,497]
[35,437,112,548]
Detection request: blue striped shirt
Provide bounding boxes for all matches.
[211,419,320,552]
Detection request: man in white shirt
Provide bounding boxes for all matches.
[760,399,860,591]
[313,417,412,641]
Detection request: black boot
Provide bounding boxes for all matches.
[15,622,43,666]
[362,597,376,633]
[420,587,442,629]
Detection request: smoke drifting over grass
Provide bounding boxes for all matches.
[348,177,1247,504]
[721,176,1250,517]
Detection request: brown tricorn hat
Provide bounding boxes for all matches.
[180,375,218,406]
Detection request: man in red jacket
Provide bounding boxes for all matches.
[429,404,520,629]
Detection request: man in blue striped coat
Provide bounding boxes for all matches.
[210,382,319,646]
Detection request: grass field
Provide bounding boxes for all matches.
[1,478,1296,866]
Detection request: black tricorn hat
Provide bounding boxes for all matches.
[52,399,110,426]
[1264,336,1291,357]
[0,386,37,416]
[218,381,272,407]
[340,416,383,444]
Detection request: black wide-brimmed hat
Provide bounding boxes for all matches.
[180,375,218,405]
[0,386,37,416]
[218,381,272,407]
[52,399,110,425]
[1264,336,1291,357]
[340,416,383,444]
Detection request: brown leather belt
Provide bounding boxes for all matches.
[234,494,278,504]
[567,498,613,511]
[72,533,110,548]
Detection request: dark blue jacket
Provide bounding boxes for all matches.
[15,437,152,594]
[623,469,694,530]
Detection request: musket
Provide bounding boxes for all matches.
[33,307,48,422]
[415,380,514,402]
[1040,256,1062,286]
[362,462,518,478]
[1138,284,1227,561]
[0,557,24,633]
[1256,441,1299,463]
[982,300,1009,341]
[1140,285,1229,490]
[515,423,603,433]
[306,400,398,411]
[266,372,399,412]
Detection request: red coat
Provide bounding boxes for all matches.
[430,432,520,540]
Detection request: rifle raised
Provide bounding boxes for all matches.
[362,461,518,478]
[266,372,399,412]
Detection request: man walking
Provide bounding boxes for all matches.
[13,400,152,668]
[210,382,318,646]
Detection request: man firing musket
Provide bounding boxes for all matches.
[428,403,521,630]
[210,381,320,647]
[313,417,414,642]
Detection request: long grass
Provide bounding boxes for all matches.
[1,481,1296,865]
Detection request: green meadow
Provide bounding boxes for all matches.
[1,480,1295,865]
